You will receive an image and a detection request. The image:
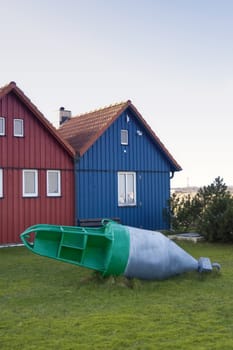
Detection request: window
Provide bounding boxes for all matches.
[47,170,61,197]
[121,129,128,145]
[118,172,136,206]
[0,117,5,136]
[0,169,3,198]
[23,170,38,197]
[14,119,24,137]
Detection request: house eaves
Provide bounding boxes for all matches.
[128,103,182,171]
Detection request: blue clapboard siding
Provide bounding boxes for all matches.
[76,109,172,230]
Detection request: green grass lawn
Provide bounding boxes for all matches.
[0,242,232,350]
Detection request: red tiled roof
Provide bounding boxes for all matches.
[0,82,75,157]
[59,100,182,171]
[59,100,131,157]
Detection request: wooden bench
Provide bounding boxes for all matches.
[78,217,121,227]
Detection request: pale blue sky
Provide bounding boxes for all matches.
[1,0,233,188]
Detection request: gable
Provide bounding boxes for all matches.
[79,108,177,173]
[59,100,181,172]
[0,91,73,169]
[0,82,75,158]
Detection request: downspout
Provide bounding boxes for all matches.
[168,171,175,230]
[74,153,80,226]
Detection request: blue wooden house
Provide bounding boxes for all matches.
[59,100,181,230]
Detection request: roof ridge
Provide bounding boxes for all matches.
[73,100,131,118]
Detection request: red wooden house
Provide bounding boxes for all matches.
[0,82,75,245]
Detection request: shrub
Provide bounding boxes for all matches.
[169,193,201,232]
[198,196,233,242]
[170,177,233,242]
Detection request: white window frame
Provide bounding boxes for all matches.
[47,170,61,197]
[0,117,5,136]
[121,129,128,145]
[14,118,24,137]
[0,169,3,198]
[23,170,38,197]
[118,172,136,206]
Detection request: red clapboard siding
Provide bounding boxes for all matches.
[0,85,75,244]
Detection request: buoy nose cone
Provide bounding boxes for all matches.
[124,227,198,280]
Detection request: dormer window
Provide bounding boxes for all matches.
[14,119,24,137]
[121,129,128,145]
[0,117,5,136]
